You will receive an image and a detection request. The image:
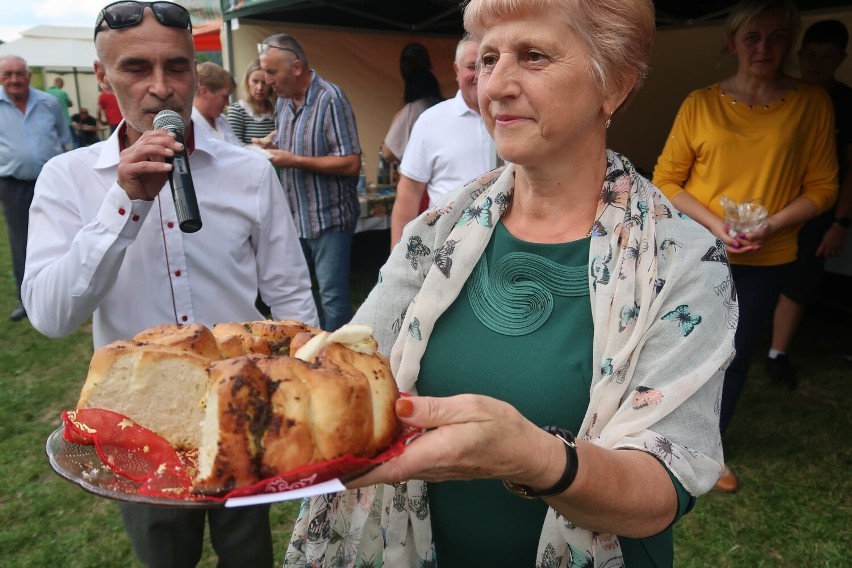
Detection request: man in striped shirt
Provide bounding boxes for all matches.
[260,33,362,331]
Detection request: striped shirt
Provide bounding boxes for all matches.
[275,72,361,238]
[226,100,276,145]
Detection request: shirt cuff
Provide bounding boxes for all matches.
[96,184,154,238]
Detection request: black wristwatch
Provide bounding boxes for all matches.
[834,216,851,229]
[503,426,578,499]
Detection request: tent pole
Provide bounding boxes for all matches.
[225,20,235,79]
[72,67,82,111]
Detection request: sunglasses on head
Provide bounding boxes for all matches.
[94,1,192,39]
[257,43,301,59]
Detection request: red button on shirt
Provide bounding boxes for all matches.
[118,208,126,215]
[181,315,188,322]
[174,270,181,277]
[132,214,140,222]
[167,222,174,228]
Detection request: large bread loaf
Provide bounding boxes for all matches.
[75,321,400,495]
[77,340,211,450]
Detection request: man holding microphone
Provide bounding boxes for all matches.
[22,2,317,566]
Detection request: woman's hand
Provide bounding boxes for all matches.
[705,216,757,254]
[348,395,560,488]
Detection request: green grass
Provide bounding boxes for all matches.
[0,214,849,566]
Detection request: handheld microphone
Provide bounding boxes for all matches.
[153,110,202,233]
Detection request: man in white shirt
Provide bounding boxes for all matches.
[22,4,316,567]
[390,37,496,246]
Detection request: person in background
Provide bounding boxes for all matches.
[22,3,317,566]
[768,19,852,388]
[283,0,734,566]
[382,42,444,164]
[652,0,838,493]
[382,42,445,216]
[389,36,496,247]
[71,107,99,148]
[192,61,241,146]
[259,33,362,332]
[0,55,70,322]
[46,76,73,126]
[227,59,277,145]
[97,87,123,134]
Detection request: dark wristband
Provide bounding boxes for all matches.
[834,216,851,229]
[503,426,578,499]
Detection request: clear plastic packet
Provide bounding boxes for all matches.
[720,196,768,237]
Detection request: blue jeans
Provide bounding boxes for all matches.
[300,229,354,331]
[719,263,791,434]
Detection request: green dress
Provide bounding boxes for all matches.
[418,222,693,567]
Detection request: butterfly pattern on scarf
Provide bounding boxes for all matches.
[408,317,422,340]
[423,202,454,227]
[455,196,493,229]
[495,191,512,218]
[590,244,613,290]
[701,239,728,264]
[659,237,682,258]
[712,274,739,330]
[661,304,702,337]
[619,302,640,332]
[620,238,650,280]
[644,435,681,466]
[391,306,408,336]
[406,236,431,270]
[434,239,458,278]
[600,169,630,210]
[632,386,664,409]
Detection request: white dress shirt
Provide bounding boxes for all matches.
[399,90,496,207]
[23,122,317,348]
[192,106,242,147]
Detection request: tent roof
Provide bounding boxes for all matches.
[221,0,852,34]
[0,26,96,70]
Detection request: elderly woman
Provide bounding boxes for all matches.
[227,59,277,146]
[653,0,837,491]
[284,1,735,566]
[191,61,241,146]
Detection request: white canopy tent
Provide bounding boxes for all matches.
[0,25,98,112]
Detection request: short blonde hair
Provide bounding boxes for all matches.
[196,61,235,94]
[725,0,800,47]
[463,0,655,107]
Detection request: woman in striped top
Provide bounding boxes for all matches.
[227,59,276,145]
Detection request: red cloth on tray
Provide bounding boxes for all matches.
[62,408,413,502]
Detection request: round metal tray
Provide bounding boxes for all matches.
[45,426,222,508]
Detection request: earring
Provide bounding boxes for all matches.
[605,112,613,129]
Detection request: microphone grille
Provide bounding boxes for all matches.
[153,110,185,134]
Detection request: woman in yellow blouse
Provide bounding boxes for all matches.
[653,0,838,492]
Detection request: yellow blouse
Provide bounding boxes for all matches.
[653,82,838,266]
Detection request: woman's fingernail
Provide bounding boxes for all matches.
[396,398,414,418]
[738,233,746,239]
[731,241,739,248]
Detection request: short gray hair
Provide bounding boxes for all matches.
[261,33,309,67]
[0,54,29,72]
